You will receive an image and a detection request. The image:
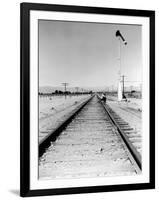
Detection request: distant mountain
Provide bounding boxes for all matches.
[39,85,141,94]
[39,86,109,94]
[39,86,64,94]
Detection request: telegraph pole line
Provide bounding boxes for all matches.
[62,82,69,99]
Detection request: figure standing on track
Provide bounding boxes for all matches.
[123,94,127,102]
[101,93,107,103]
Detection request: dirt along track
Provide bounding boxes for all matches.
[39,95,141,179]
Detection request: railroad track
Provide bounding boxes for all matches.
[99,99,142,168]
[39,95,141,179]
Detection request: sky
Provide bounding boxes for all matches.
[39,20,142,89]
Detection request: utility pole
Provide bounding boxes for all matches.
[140,83,142,98]
[116,30,127,101]
[75,87,79,95]
[121,75,126,98]
[111,85,114,93]
[130,85,133,92]
[62,83,69,99]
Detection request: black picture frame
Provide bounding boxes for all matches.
[20,2,155,197]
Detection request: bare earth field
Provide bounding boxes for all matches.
[39,95,90,143]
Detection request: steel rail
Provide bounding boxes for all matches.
[39,95,94,157]
[97,95,142,170]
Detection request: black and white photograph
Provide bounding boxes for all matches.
[20,3,155,197]
[38,21,142,179]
